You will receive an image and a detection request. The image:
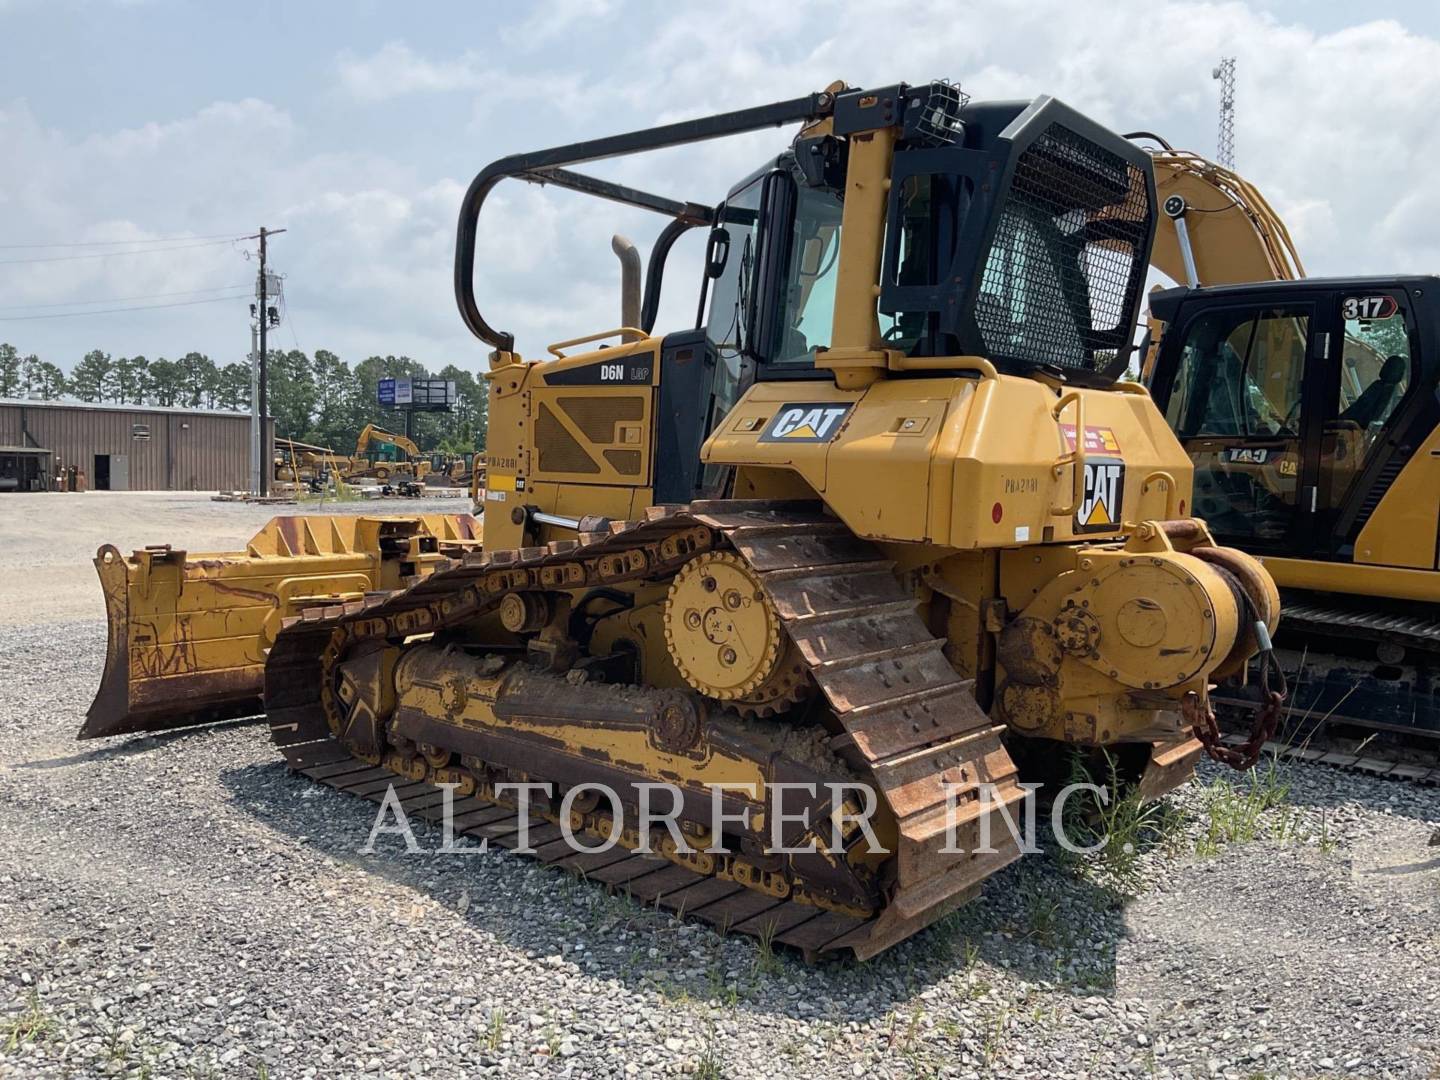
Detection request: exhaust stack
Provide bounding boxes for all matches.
[612,233,642,341]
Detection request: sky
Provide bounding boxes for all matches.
[1,0,1438,377]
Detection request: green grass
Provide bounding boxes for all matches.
[1,992,55,1053]
[1195,751,1292,856]
[1060,749,1183,894]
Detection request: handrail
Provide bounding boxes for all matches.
[1110,380,1151,396]
[1140,470,1180,519]
[1049,391,1086,516]
[888,354,999,379]
[547,328,649,359]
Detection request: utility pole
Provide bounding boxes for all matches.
[247,226,286,496]
[249,322,260,494]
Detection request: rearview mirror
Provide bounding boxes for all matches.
[705,227,731,279]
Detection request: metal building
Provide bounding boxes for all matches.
[0,398,273,491]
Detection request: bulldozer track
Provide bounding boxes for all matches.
[262,500,1024,960]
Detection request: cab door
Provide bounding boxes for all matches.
[1152,297,1323,554]
[1317,285,1433,565]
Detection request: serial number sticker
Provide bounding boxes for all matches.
[1059,424,1122,454]
[1343,295,1398,320]
[1003,475,1040,495]
[485,489,508,502]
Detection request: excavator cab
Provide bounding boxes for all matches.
[1150,279,1439,561]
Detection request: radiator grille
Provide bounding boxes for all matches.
[558,395,644,444]
[976,122,1150,374]
[603,449,642,476]
[535,403,599,474]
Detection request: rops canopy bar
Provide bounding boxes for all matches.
[454,91,834,350]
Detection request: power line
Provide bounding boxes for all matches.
[0,237,249,266]
[0,284,252,312]
[0,294,249,322]
[0,231,251,250]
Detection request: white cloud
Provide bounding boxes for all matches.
[334,41,487,102]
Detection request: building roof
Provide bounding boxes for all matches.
[0,397,269,420]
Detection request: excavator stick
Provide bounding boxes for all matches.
[83,514,481,740]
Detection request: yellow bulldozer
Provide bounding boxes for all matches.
[83,81,1281,959]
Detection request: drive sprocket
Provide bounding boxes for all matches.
[662,550,809,715]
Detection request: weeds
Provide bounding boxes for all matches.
[1,992,55,1053]
[1195,751,1292,856]
[695,1016,725,1080]
[485,1007,506,1052]
[1020,892,1061,947]
[980,1005,1010,1066]
[1060,749,1182,894]
[752,921,781,978]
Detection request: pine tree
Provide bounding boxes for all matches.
[0,344,19,398]
[70,350,113,402]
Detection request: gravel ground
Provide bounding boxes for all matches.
[1,493,1438,1079]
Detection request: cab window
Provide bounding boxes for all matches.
[1165,307,1308,438]
[1322,293,1415,513]
[772,182,844,366]
[705,178,764,358]
[1337,295,1411,440]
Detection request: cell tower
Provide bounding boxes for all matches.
[1212,56,1236,169]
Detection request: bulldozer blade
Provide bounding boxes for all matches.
[81,514,481,740]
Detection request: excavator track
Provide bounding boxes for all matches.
[263,501,1026,961]
[1215,600,1440,784]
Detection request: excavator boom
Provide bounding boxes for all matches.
[1145,146,1304,287]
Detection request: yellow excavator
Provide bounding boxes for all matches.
[1134,134,1440,775]
[83,81,1282,959]
[347,423,432,484]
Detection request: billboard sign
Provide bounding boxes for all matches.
[378,376,454,411]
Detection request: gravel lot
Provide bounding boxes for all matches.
[1,492,1438,1079]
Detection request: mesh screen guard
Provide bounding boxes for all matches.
[973,122,1152,375]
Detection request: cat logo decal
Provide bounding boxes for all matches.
[758,403,854,443]
[1075,457,1125,532]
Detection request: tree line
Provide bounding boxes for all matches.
[0,343,487,454]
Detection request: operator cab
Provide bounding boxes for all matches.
[660,90,1155,502]
[1148,276,1440,564]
